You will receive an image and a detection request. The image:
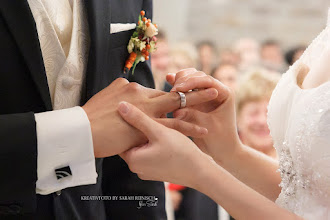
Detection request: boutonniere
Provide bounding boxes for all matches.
[124,10,158,75]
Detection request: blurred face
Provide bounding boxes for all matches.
[212,65,238,91]
[261,45,283,65]
[151,41,170,75]
[199,45,214,66]
[238,100,273,154]
[219,50,240,66]
[169,53,194,73]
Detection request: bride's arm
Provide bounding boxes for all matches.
[117,101,301,220]
[196,157,300,220]
[168,69,281,201]
[219,142,281,202]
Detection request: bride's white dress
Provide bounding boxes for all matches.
[267,11,330,219]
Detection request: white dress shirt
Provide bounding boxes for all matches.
[27,0,97,195]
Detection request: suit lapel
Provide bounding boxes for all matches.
[84,0,112,100]
[0,0,52,111]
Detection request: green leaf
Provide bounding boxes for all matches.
[131,60,140,75]
[132,31,138,38]
[139,15,142,22]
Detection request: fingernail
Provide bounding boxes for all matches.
[176,111,186,119]
[199,127,208,135]
[118,102,129,114]
[206,88,217,96]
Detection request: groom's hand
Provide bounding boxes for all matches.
[82,76,218,158]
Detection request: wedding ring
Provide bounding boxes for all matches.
[177,92,187,108]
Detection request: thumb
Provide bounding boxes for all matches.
[166,73,176,86]
[118,101,163,141]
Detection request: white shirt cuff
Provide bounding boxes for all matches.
[35,106,97,195]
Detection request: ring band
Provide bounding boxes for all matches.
[177,92,187,108]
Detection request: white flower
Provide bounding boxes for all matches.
[127,38,135,53]
[149,41,156,53]
[145,23,158,38]
[139,41,146,51]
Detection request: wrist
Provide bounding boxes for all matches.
[213,138,244,167]
[189,154,219,191]
[81,105,99,157]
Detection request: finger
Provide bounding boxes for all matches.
[155,118,208,138]
[151,88,218,114]
[171,70,206,90]
[120,146,148,175]
[172,74,213,92]
[174,68,198,82]
[173,108,203,124]
[118,101,164,141]
[145,87,167,98]
[166,73,176,86]
[172,75,230,104]
[125,82,165,98]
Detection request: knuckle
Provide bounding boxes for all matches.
[196,71,207,76]
[176,68,196,79]
[114,77,129,85]
[127,82,141,92]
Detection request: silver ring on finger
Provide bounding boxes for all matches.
[177,91,187,109]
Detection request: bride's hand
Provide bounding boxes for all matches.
[118,101,212,188]
[167,69,242,164]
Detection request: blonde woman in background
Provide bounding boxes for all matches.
[236,70,281,159]
[169,42,199,73]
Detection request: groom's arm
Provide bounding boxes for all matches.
[0,108,97,215]
[34,107,97,195]
[0,112,38,215]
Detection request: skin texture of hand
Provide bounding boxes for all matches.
[118,102,300,220]
[118,101,212,188]
[117,101,302,220]
[82,76,218,158]
[167,69,242,163]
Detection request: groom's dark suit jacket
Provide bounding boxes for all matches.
[0,0,166,219]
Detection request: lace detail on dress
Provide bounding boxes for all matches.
[275,83,330,217]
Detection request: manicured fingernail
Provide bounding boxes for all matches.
[176,111,186,119]
[118,102,129,114]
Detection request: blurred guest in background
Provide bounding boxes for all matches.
[218,48,240,66]
[260,40,286,72]
[168,42,227,220]
[197,41,217,75]
[233,38,260,71]
[151,30,171,90]
[169,42,198,72]
[285,45,306,66]
[211,63,239,92]
[236,69,280,159]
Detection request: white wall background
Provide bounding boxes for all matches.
[153,0,330,49]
